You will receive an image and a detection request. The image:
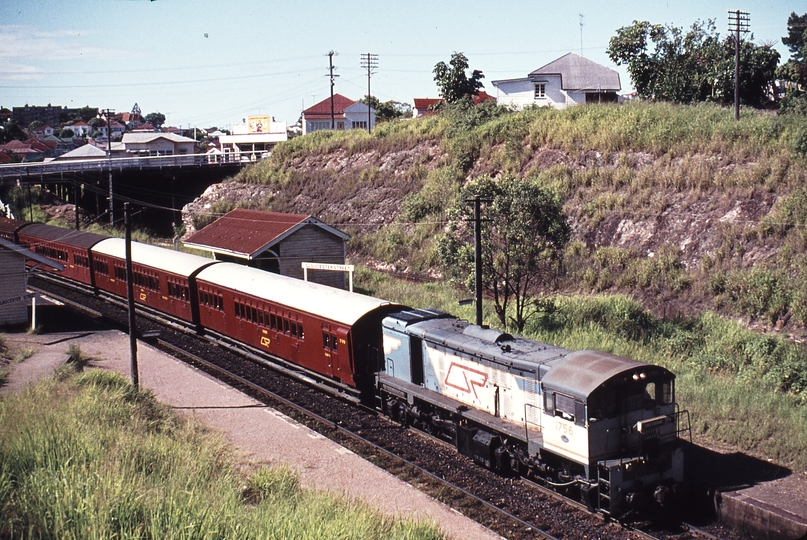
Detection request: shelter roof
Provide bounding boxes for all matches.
[122,132,195,144]
[183,208,349,260]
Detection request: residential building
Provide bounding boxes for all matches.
[492,52,621,110]
[12,104,62,127]
[67,120,92,138]
[301,94,376,134]
[413,98,443,118]
[121,132,196,156]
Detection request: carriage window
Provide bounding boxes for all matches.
[94,260,109,275]
[331,335,338,351]
[283,318,290,334]
[114,266,127,281]
[258,311,264,325]
[298,324,304,339]
[290,322,298,337]
[270,314,277,329]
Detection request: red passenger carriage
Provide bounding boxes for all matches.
[0,217,29,242]
[90,238,217,324]
[194,263,402,391]
[16,223,108,285]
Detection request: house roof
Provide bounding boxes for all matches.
[529,52,621,91]
[413,98,443,110]
[121,132,196,144]
[302,94,356,119]
[54,144,107,160]
[183,208,349,260]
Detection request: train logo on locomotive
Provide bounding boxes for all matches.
[444,362,488,399]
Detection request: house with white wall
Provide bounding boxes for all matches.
[492,53,621,110]
[302,94,376,134]
[121,132,196,156]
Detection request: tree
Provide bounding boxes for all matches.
[778,12,807,87]
[437,173,571,332]
[0,121,27,143]
[27,120,44,131]
[145,112,166,128]
[607,19,779,106]
[359,96,413,122]
[59,128,75,138]
[433,52,485,104]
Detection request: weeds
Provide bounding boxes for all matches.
[0,370,445,540]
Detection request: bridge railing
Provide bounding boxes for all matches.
[0,151,265,180]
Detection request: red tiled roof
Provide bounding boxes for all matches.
[184,209,312,258]
[303,94,356,116]
[474,91,496,104]
[413,98,443,110]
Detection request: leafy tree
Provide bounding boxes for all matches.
[0,121,27,143]
[145,112,166,128]
[778,12,807,87]
[59,128,75,138]
[359,96,413,122]
[27,120,44,131]
[608,19,779,106]
[433,52,485,104]
[437,173,571,332]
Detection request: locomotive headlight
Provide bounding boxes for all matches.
[640,372,647,379]
[632,373,639,380]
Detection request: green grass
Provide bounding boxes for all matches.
[0,369,444,540]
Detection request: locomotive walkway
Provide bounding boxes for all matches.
[0,318,502,540]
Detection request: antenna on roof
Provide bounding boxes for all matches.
[579,13,584,56]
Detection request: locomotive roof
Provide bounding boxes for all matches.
[540,350,669,400]
[91,238,218,277]
[18,223,108,249]
[397,315,570,375]
[196,262,400,326]
[387,310,670,400]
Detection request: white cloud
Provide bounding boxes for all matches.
[0,25,131,73]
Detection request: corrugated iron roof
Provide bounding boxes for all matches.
[183,208,348,259]
[541,350,652,399]
[529,52,621,91]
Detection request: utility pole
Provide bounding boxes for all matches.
[466,195,491,327]
[327,51,339,130]
[360,53,378,133]
[124,202,139,391]
[728,10,750,121]
[104,108,115,223]
[579,14,585,56]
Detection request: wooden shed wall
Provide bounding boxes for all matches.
[277,225,346,289]
[0,250,28,326]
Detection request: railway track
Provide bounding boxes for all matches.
[30,275,727,540]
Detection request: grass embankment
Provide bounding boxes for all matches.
[357,269,807,471]
[0,366,443,540]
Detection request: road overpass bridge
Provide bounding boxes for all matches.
[0,152,262,235]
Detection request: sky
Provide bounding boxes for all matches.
[0,0,801,130]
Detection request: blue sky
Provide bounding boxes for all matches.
[0,0,800,130]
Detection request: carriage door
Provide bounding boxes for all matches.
[333,327,351,382]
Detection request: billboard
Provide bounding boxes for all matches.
[247,115,271,133]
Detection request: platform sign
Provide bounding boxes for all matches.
[301,262,355,292]
[246,115,271,133]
